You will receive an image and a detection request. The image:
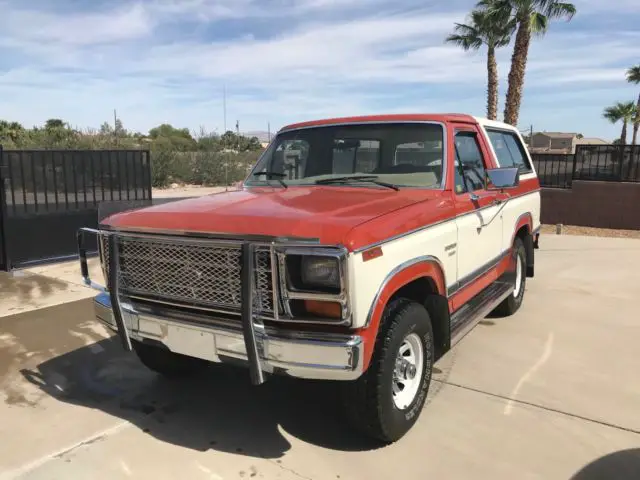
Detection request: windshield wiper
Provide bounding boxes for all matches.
[315,175,399,191]
[253,171,287,188]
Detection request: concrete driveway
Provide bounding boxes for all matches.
[1,234,639,479]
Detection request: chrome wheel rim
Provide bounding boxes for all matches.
[513,254,523,297]
[392,333,424,410]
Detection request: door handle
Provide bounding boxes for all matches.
[469,193,504,206]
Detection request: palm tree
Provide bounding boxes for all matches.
[445,5,515,120]
[626,65,640,146]
[602,101,636,145]
[480,0,576,126]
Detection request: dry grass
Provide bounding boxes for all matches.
[540,224,640,239]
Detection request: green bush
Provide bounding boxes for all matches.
[1,117,266,188]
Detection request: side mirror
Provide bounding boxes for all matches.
[486,167,519,191]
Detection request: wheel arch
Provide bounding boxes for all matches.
[357,256,449,371]
[511,212,535,278]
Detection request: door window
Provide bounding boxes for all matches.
[454,131,487,193]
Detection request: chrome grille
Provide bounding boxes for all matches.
[100,234,275,315]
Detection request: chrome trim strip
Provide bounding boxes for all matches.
[279,119,447,132]
[447,249,510,297]
[93,293,364,381]
[99,224,321,245]
[364,255,446,328]
[352,189,540,254]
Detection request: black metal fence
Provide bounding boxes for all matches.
[0,149,151,270]
[531,144,640,188]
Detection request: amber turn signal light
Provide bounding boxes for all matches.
[303,300,342,319]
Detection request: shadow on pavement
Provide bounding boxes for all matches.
[17,306,383,459]
[0,271,69,308]
[571,449,640,480]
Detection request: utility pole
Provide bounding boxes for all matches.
[113,109,118,146]
[268,121,271,142]
[223,85,227,133]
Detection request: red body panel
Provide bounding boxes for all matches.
[354,260,447,368]
[102,186,449,251]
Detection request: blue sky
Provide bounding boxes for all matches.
[0,0,638,141]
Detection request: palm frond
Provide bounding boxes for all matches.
[544,1,576,20]
[445,34,482,51]
[626,65,640,84]
[530,11,548,35]
[603,101,637,123]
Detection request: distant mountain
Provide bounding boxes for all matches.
[243,130,272,143]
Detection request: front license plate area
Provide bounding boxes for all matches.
[138,318,217,362]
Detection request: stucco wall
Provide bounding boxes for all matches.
[541,181,640,230]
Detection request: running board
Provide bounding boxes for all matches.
[450,280,514,346]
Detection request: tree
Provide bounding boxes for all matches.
[481,0,576,126]
[44,118,65,129]
[626,65,640,146]
[0,120,26,146]
[603,101,637,145]
[148,123,197,151]
[446,3,515,120]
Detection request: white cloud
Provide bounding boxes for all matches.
[0,0,637,140]
[0,3,153,46]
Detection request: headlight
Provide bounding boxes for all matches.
[301,256,340,289]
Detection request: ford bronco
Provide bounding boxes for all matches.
[78,113,541,443]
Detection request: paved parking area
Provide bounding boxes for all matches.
[1,234,639,479]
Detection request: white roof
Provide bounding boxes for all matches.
[472,116,521,133]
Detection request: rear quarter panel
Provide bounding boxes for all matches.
[476,119,541,247]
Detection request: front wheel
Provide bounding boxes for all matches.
[341,298,434,443]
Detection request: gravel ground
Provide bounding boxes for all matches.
[540,224,640,239]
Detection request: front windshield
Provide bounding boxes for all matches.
[245,123,445,189]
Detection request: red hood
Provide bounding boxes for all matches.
[102,186,447,250]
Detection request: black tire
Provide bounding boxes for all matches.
[341,298,434,443]
[492,236,527,317]
[132,340,209,378]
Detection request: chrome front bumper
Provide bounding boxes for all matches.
[94,293,364,381]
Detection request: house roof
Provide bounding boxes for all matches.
[533,132,580,139]
[575,137,608,144]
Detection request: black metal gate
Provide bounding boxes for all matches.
[0,149,151,270]
[0,146,7,270]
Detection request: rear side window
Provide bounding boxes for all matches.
[486,129,532,173]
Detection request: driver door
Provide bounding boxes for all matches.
[451,125,507,310]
